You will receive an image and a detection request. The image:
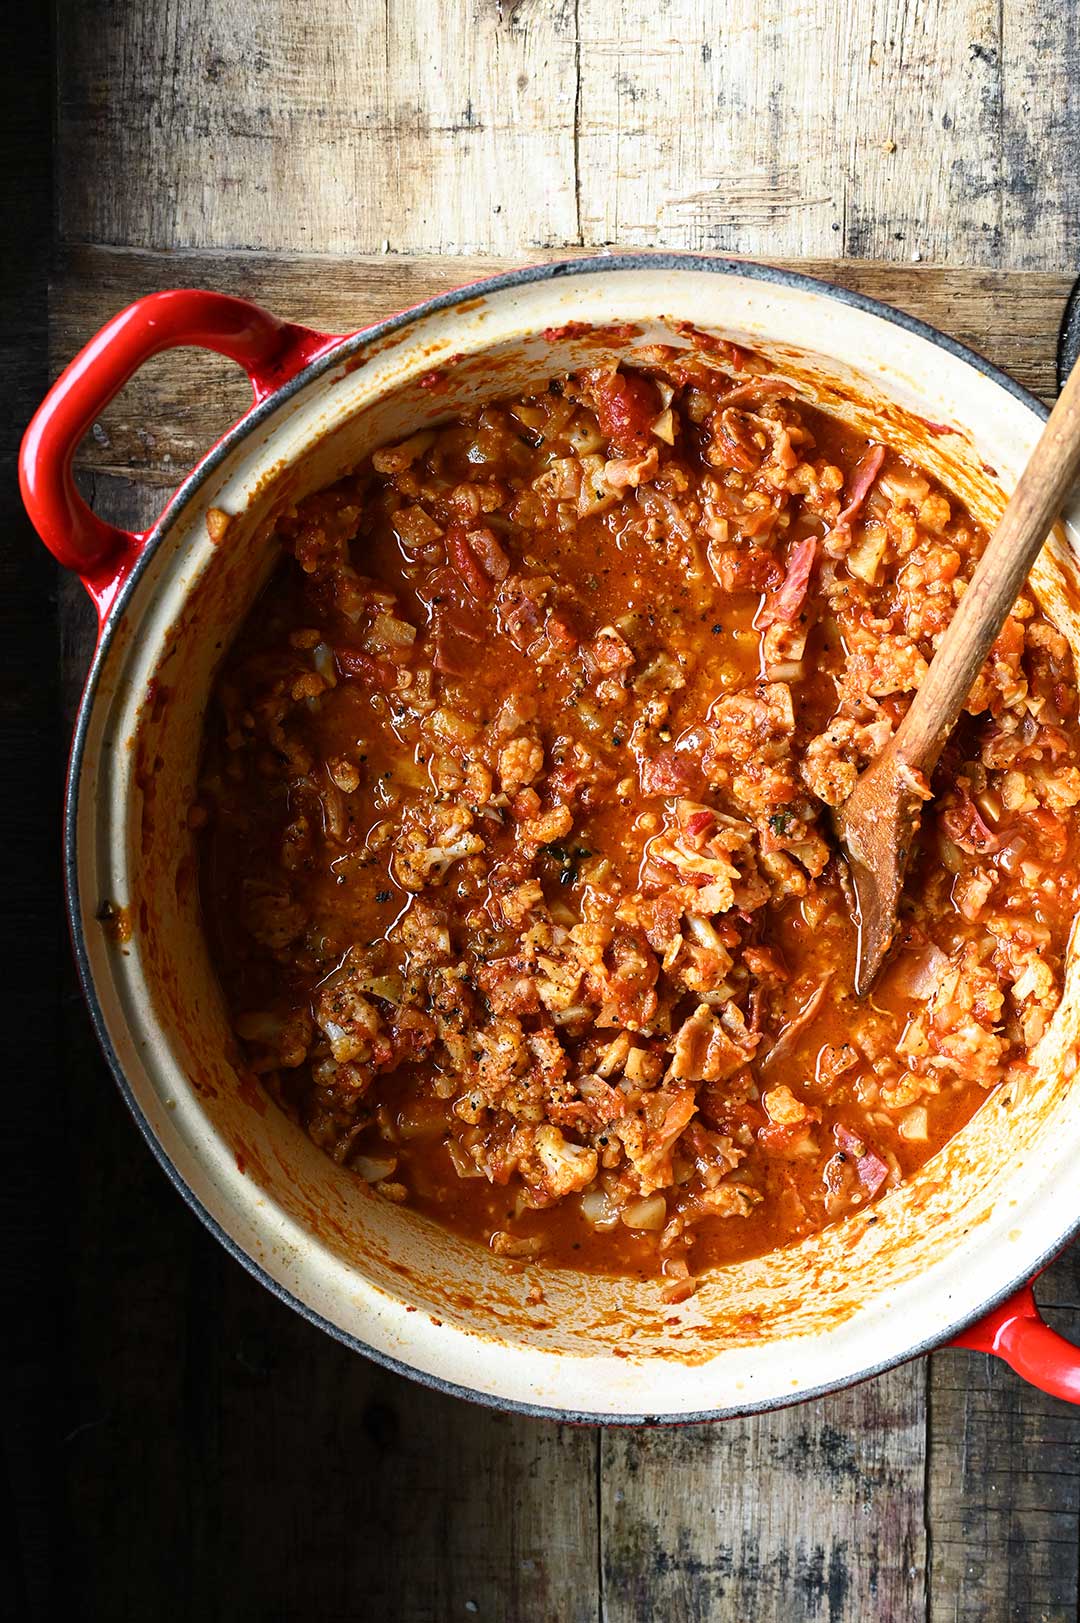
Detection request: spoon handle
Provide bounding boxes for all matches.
[892,355,1080,779]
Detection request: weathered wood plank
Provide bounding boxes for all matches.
[55,0,580,255]
[1001,5,1080,266]
[2,2,64,1616]
[600,1368,927,1623]
[211,1327,601,1622]
[50,245,1073,494]
[55,0,1080,268]
[927,1258,1080,1623]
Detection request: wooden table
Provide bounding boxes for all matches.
[7,4,1080,1618]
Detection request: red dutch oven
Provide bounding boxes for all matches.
[20,257,1080,1419]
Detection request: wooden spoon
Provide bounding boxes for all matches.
[834,357,1080,997]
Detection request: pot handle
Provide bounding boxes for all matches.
[19,288,339,617]
[951,1281,1080,1403]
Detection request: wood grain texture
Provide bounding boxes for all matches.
[600,1369,927,1622]
[1,3,62,1618]
[928,1258,1080,1622]
[55,0,1080,268]
[56,0,580,254]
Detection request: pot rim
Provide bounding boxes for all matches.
[64,250,1076,1423]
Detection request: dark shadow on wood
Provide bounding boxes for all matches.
[0,5,61,1619]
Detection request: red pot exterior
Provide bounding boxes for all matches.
[19,288,338,620]
[19,278,1080,1411]
[952,1281,1080,1402]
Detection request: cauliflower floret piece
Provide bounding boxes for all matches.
[1001,770,1038,813]
[393,810,485,890]
[315,977,383,1063]
[534,1125,598,1198]
[763,1084,814,1125]
[519,804,574,846]
[498,735,545,794]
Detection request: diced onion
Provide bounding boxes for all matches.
[878,468,930,507]
[354,1153,398,1183]
[489,1231,546,1258]
[685,915,725,951]
[317,780,347,842]
[313,642,338,684]
[392,505,443,549]
[367,612,417,650]
[846,528,888,584]
[371,430,436,474]
[637,484,693,542]
[576,454,615,518]
[897,1019,930,1058]
[573,701,605,734]
[996,834,1030,876]
[446,1139,484,1178]
[396,1108,445,1140]
[621,1194,668,1231]
[899,1106,929,1142]
[393,758,428,789]
[651,408,676,445]
[566,415,605,455]
[509,402,545,432]
[495,694,532,736]
[430,707,479,743]
[939,836,965,874]
[580,1188,621,1230]
[890,944,948,1000]
[596,1034,632,1077]
[552,1004,592,1025]
[975,788,1002,825]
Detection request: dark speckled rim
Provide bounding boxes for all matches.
[1057,274,1080,393]
[64,252,1077,1424]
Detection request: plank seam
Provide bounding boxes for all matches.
[50,239,1080,281]
[595,1430,605,1623]
[924,1357,934,1622]
[572,0,583,245]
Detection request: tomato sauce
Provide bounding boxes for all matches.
[198,349,1080,1299]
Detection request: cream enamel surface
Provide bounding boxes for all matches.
[71,264,1080,1416]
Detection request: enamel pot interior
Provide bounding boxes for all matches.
[70,259,1080,1420]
